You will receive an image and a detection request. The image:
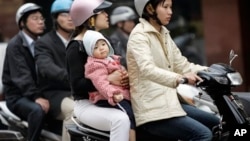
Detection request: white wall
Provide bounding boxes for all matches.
[0,43,7,94]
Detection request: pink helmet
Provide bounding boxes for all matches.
[70,0,112,26]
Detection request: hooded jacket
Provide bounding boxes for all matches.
[127,18,207,126]
[83,30,130,106]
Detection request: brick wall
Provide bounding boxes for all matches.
[0,0,23,42]
[202,0,248,91]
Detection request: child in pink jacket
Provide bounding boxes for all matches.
[83,30,136,131]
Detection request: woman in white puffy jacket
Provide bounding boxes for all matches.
[127,0,220,141]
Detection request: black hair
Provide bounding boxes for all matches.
[142,0,167,21]
[72,24,85,38]
[51,13,59,30]
[51,11,69,30]
[19,9,43,29]
[72,14,98,38]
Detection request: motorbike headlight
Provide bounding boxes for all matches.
[227,72,243,85]
[213,76,229,85]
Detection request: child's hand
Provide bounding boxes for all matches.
[113,93,124,103]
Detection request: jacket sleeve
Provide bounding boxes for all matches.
[7,44,41,100]
[85,60,120,105]
[128,32,207,88]
[35,38,68,87]
[127,32,184,88]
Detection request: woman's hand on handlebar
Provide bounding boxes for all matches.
[108,70,129,88]
[179,72,203,85]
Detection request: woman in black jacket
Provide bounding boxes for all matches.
[66,0,132,141]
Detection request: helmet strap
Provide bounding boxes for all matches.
[23,24,39,40]
[147,4,163,26]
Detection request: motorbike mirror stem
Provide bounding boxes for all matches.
[229,50,238,66]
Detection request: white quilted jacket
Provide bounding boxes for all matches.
[126,18,207,126]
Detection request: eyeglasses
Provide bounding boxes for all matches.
[59,13,70,17]
[30,16,45,22]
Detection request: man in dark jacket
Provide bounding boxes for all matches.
[34,0,74,140]
[109,6,137,68]
[2,3,48,141]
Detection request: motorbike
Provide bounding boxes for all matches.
[66,116,173,141]
[66,50,250,141]
[195,50,250,140]
[1,49,249,141]
[0,42,62,141]
[0,101,62,141]
[179,50,250,141]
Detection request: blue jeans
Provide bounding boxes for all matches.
[138,104,220,141]
[7,97,46,141]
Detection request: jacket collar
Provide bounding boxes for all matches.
[139,18,170,35]
[56,31,69,47]
[18,31,29,48]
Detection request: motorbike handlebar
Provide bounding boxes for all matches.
[179,77,189,84]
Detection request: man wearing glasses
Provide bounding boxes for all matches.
[2,3,47,141]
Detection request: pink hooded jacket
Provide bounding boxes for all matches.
[85,55,130,106]
[82,30,130,106]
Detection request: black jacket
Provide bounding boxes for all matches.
[2,31,42,109]
[66,40,95,100]
[66,36,115,101]
[35,30,71,117]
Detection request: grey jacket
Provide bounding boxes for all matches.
[110,29,129,68]
[35,30,71,117]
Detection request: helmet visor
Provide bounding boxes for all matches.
[94,1,112,13]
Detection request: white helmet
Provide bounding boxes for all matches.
[110,6,137,25]
[16,3,42,26]
[70,0,112,26]
[83,30,114,57]
[134,0,149,17]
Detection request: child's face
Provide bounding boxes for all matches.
[93,39,110,59]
